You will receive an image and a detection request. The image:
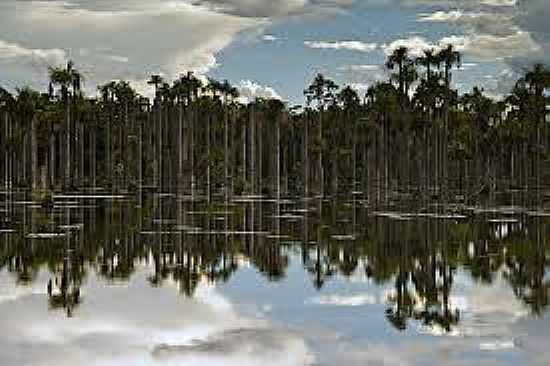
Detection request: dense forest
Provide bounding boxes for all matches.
[1,45,550,208]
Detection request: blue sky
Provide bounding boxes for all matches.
[0,1,548,103]
[211,2,457,101]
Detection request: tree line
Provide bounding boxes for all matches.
[1,47,550,208]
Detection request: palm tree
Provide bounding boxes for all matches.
[416,49,438,83]
[98,81,117,187]
[147,74,163,99]
[220,79,238,200]
[386,46,412,98]
[338,86,360,196]
[437,45,461,93]
[436,45,461,200]
[49,60,82,189]
[113,81,136,189]
[524,64,550,203]
[304,73,338,197]
[0,88,14,191]
[14,87,43,189]
[413,75,445,196]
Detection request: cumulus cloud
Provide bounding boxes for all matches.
[382,36,436,57]
[0,0,260,92]
[305,40,378,52]
[414,0,550,68]
[190,0,355,18]
[306,294,378,306]
[152,328,313,365]
[237,80,282,102]
[383,32,541,61]
[262,34,278,42]
[0,40,66,65]
[449,31,542,60]
[0,270,313,366]
[338,64,382,72]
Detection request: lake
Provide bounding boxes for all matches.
[1,191,549,365]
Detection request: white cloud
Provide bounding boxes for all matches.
[436,32,542,60]
[262,34,278,42]
[417,10,467,22]
[338,64,382,72]
[237,80,282,103]
[305,40,378,52]
[482,0,517,5]
[307,294,378,306]
[191,0,355,18]
[0,0,260,92]
[411,0,550,69]
[0,270,314,366]
[382,36,436,57]
[383,31,541,61]
[0,40,67,65]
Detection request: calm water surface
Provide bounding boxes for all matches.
[1,191,550,365]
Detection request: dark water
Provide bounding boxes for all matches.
[1,191,550,365]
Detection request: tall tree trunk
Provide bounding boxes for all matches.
[65,99,71,189]
[242,108,247,195]
[319,108,323,197]
[250,105,255,195]
[304,112,309,198]
[178,100,183,189]
[207,113,211,204]
[31,117,38,191]
[108,103,112,189]
[3,111,8,191]
[224,102,229,201]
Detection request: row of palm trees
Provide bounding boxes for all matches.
[1,51,549,207]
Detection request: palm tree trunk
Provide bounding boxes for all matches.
[138,109,142,206]
[305,112,309,198]
[65,99,71,189]
[92,120,97,190]
[207,113,211,204]
[3,111,8,190]
[224,103,229,200]
[250,106,255,195]
[159,102,163,192]
[31,117,38,191]
[352,114,357,199]
[258,111,263,195]
[108,103,112,188]
[178,100,183,189]
[242,109,247,195]
[22,132,27,188]
[277,112,281,204]
[191,103,195,199]
[319,108,323,197]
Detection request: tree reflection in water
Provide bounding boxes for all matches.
[1,192,549,332]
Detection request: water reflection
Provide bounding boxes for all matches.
[1,192,549,334]
[1,196,550,364]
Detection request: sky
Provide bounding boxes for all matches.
[2,259,550,366]
[0,0,548,103]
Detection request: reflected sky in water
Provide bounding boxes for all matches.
[1,193,550,365]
